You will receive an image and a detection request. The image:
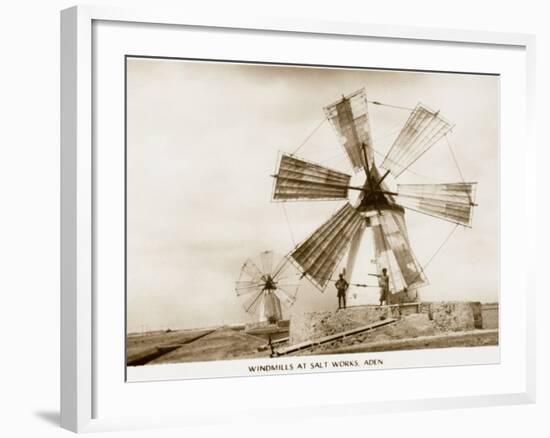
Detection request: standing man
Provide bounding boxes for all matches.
[377,268,390,306]
[335,273,349,310]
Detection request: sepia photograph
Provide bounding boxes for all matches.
[125,57,499,379]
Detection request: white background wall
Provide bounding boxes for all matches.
[0,0,546,436]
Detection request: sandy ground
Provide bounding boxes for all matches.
[127,328,215,364]
[127,313,498,366]
[148,328,270,364]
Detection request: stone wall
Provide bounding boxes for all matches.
[481,303,499,329]
[289,306,393,344]
[289,301,492,344]
[420,301,482,331]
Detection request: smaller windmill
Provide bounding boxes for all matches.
[235,251,301,324]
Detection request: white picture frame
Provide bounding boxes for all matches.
[60,4,536,433]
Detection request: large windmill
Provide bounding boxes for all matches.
[235,251,301,323]
[271,88,477,302]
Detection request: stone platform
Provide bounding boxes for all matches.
[289,301,493,344]
[289,306,391,344]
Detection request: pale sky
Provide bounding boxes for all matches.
[126,57,499,333]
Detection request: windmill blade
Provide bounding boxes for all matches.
[289,203,365,291]
[381,103,453,177]
[239,258,265,282]
[273,154,351,201]
[324,88,374,173]
[243,290,264,315]
[243,290,266,315]
[274,286,298,307]
[235,281,264,297]
[396,182,477,227]
[272,255,302,283]
[371,209,427,291]
[272,256,292,280]
[259,250,274,276]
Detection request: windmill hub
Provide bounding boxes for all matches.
[357,181,401,214]
[263,275,277,291]
[355,160,403,214]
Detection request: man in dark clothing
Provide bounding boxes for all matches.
[335,273,349,310]
[378,268,390,306]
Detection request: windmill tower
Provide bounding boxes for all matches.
[235,251,301,323]
[271,88,477,304]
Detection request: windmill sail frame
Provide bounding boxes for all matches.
[288,203,365,291]
[371,210,428,292]
[397,182,477,227]
[272,153,352,202]
[381,102,453,177]
[324,88,374,174]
